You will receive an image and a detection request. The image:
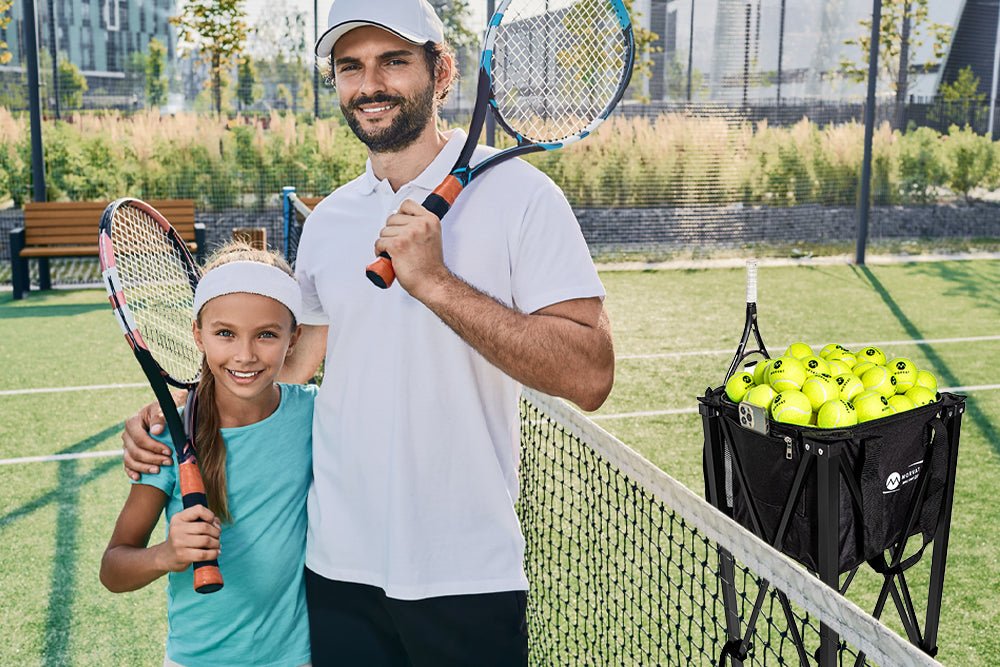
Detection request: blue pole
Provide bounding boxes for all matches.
[282,186,296,259]
[23,0,46,202]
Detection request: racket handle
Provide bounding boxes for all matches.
[179,461,224,594]
[366,252,395,289]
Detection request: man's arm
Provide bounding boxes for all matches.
[279,324,328,384]
[376,200,614,411]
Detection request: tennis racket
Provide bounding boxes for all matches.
[98,198,223,594]
[365,0,636,288]
[724,259,770,383]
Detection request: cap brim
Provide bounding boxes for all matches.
[314,20,429,58]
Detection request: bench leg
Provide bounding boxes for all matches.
[38,257,51,291]
[9,227,27,300]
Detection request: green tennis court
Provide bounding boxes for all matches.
[1,259,998,665]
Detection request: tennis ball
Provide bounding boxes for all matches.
[853,391,893,423]
[725,372,755,402]
[834,373,865,402]
[857,345,887,366]
[852,360,877,378]
[801,355,831,377]
[785,342,814,360]
[817,399,859,428]
[827,359,851,377]
[888,394,916,414]
[744,384,778,411]
[831,351,857,369]
[819,343,848,359]
[752,359,773,386]
[888,357,917,393]
[768,356,807,392]
[915,370,938,394]
[802,374,839,411]
[861,366,897,398]
[771,390,812,425]
[905,385,937,407]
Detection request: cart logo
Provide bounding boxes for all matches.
[884,460,923,494]
[886,472,901,490]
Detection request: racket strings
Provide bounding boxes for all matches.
[492,0,630,143]
[111,205,202,384]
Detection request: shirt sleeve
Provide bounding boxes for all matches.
[129,431,178,496]
[510,176,605,315]
[294,217,330,326]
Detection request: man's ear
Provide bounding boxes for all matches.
[434,51,456,100]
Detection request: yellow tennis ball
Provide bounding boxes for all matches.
[725,372,755,402]
[887,358,917,393]
[768,356,807,392]
[752,359,773,386]
[801,355,831,377]
[905,385,937,407]
[831,351,857,369]
[834,373,864,402]
[785,342,814,359]
[915,370,938,394]
[744,384,778,411]
[820,343,849,359]
[801,374,839,411]
[853,391,893,423]
[771,390,812,425]
[861,366,896,398]
[827,359,851,377]
[857,345,887,366]
[852,360,877,378]
[888,394,916,414]
[817,399,858,428]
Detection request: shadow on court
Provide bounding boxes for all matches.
[0,295,106,319]
[0,423,123,667]
[852,265,999,457]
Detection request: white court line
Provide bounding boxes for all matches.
[590,383,1000,421]
[0,450,122,466]
[618,334,1000,360]
[0,383,147,397]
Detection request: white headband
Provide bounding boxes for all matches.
[193,261,302,323]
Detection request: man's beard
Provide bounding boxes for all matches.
[342,82,436,154]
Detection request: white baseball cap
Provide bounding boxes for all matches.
[315,0,445,59]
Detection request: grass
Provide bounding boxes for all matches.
[1,260,998,665]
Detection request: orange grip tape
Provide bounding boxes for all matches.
[366,256,396,289]
[432,175,464,206]
[194,566,224,593]
[178,461,207,496]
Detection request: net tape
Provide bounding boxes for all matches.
[492,0,629,143]
[518,389,941,666]
[111,205,202,384]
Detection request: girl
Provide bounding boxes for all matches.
[101,242,315,667]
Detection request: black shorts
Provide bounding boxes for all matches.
[305,568,528,667]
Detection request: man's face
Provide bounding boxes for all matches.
[333,26,438,153]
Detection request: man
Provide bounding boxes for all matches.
[123,0,614,663]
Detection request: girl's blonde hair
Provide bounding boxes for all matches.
[194,241,296,522]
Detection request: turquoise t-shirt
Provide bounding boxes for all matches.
[135,383,316,667]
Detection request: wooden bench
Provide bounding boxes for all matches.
[9,199,204,300]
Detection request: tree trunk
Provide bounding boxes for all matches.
[895,2,912,130]
[213,52,222,116]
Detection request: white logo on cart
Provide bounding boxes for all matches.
[883,460,923,494]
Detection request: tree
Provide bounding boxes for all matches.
[0,0,12,65]
[57,60,88,109]
[428,0,477,50]
[236,57,258,111]
[145,37,169,107]
[171,0,249,115]
[933,65,987,130]
[840,0,951,128]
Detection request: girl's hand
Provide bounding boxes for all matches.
[158,506,222,572]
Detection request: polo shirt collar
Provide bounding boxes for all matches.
[360,129,468,195]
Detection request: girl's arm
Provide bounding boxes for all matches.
[100,485,221,593]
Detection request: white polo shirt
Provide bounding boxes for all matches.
[296,129,604,600]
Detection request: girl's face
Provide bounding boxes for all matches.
[193,292,300,407]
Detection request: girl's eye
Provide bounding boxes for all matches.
[215,329,234,338]
[258,331,278,339]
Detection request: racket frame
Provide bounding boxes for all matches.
[99,198,223,594]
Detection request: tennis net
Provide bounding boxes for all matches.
[518,389,941,667]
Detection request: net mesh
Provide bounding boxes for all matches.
[109,204,202,385]
[491,0,631,142]
[518,390,941,667]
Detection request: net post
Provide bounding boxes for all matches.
[815,442,842,666]
[282,186,296,259]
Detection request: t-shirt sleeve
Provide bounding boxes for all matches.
[294,219,330,326]
[129,431,178,496]
[510,177,605,315]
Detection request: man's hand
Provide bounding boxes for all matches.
[122,400,175,481]
[373,198,451,298]
[156,506,221,572]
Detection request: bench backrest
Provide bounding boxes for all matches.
[23,200,197,247]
